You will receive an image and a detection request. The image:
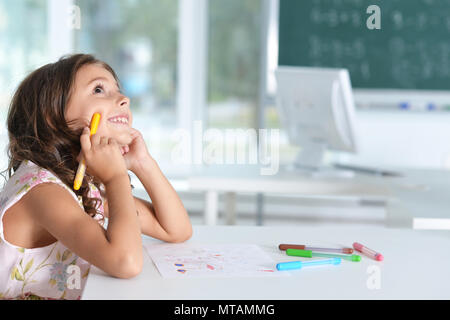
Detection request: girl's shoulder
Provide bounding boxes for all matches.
[0,160,106,245]
[0,160,81,208]
[0,160,105,235]
[0,160,83,253]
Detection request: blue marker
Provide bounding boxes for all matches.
[276,258,341,271]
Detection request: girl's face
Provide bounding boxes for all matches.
[65,63,133,148]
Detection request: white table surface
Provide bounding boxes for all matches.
[82,225,450,300]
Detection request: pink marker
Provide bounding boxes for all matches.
[353,242,384,261]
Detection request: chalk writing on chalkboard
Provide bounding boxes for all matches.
[279,0,450,90]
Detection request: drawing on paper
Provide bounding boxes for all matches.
[144,243,289,278]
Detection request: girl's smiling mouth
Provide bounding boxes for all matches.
[107,114,129,126]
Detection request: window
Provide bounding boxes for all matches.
[0,0,296,169]
[207,0,262,129]
[207,0,296,164]
[263,0,299,164]
[0,0,49,170]
[74,0,179,163]
[0,0,49,121]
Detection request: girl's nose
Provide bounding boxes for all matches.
[117,94,130,108]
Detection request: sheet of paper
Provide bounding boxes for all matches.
[144,243,290,278]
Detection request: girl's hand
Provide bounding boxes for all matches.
[121,127,152,173]
[79,127,128,185]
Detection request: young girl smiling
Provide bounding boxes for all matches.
[0,54,192,300]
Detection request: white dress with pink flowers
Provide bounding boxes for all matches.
[0,160,105,300]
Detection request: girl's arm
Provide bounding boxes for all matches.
[115,128,192,243]
[131,158,192,242]
[103,159,192,242]
[26,177,143,279]
[103,174,143,270]
[105,195,192,243]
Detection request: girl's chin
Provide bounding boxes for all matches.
[112,131,133,146]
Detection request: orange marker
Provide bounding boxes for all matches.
[73,113,101,190]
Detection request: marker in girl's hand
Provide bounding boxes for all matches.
[73,113,101,190]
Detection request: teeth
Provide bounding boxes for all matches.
[109,117,128,124]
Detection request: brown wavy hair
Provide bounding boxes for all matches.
[1,53,132,219]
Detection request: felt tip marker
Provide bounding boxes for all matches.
[353,242,384,261]
[286,249,361,262]
[276,258,341,271]
[278,244,353,254]
[73,113,101,190]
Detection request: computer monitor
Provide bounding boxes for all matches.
[275,66,359,170]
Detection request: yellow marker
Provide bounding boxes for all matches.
[73,113,101,190]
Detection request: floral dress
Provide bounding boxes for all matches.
[0,160,105,300]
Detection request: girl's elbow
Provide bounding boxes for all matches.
[183,225,194,241]
[184,225,193,241]
[170,227,193,243]
[114,253,143,279]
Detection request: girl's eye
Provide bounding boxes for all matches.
[93,84,105,94]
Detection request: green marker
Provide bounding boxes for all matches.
[286,248,361,262]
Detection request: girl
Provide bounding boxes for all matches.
[0,54,192,300]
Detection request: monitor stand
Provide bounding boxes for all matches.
[288,144,355,179]
[287,163,356,179]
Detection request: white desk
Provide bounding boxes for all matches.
[186,165,450,229]
[82,225,450,300]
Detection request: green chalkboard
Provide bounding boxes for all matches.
[278,0,450,90]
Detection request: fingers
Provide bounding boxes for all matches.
[129,127,138,136]
[100,136,108,145]
[128,127,140,139]
[80,127,91,154]
[80,126,119,155]
[89,133,99,145]
[76,151,82,163]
